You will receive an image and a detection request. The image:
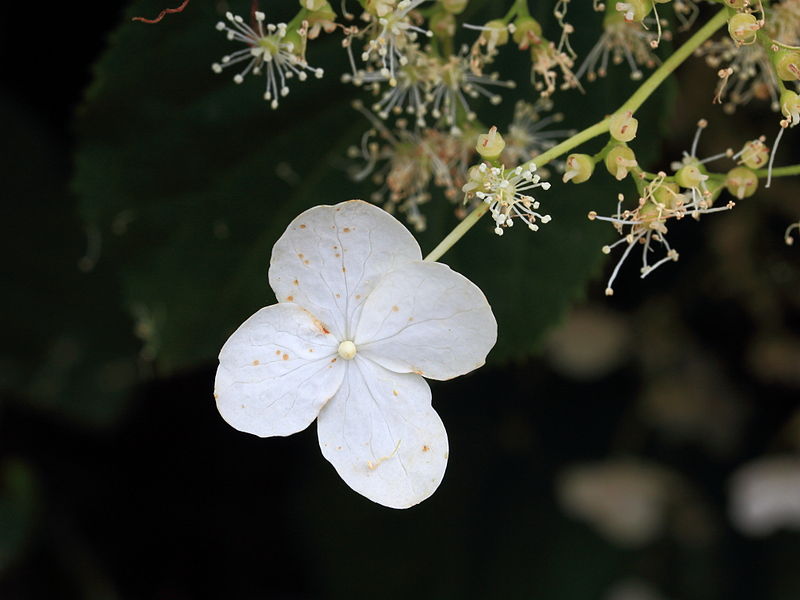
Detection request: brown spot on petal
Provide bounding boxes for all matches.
[252,360,260,366]
[275,350,282,356]
[304,260,310,265]
[330,357,337,363]
[213,393,219,399]
[335,253,341,258]
[341,267,346,272]
[297,253,304,259]
[392,390,399,397]
[422,445,430,452]
[299,224,306,229]
[308,348,314,353]
[335,293,341,298]
[293,279,299,286]
[286,296,294,302]
[282,353,289,361]
[311,317,331,335]
[413,369,424,375]
[408,317,414,322]
[392,305,399,312]
[355,294,361,300]
[343,227,351,233]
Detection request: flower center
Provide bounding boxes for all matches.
[337,340,357,360]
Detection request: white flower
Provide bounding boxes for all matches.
[212,11,323,109]
[729,456,800,536]
[462,163,552,235]
[213,200,497,508]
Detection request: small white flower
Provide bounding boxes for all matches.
[729,456,800,536]
[462,163,552,235]
[212,11,323,109]
[214,200,497,508]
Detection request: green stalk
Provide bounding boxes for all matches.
[423,7,730,262]
[755,164,800,178]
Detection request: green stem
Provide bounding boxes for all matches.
[513,0,531,20]
[423,7,730,262]
[754,164,800,178]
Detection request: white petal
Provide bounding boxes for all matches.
[269,200,422,340]
[354,261,497,380]
[317,357,448,509]
[215,303,345,437]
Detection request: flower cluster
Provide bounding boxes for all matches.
[463,163,552,235]
[212,10,323,109]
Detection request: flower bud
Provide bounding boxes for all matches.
[430,12,456,37]
[481,20,511,47]
[609,111,638,142]
[675,164,708,189]
[366,0,394,17]
[781,89,800,126]
[299,0,327,10]
[639,200,666,228]
[728,13,759,45]
[476,127,506,160]
[513,17,543,49]
[615,0,653,23]
[652,181,682,209]
[773,50,800,81]
[725,167,758,199]
[283,27,308,57]
[441,0,468,14]
[739,139,769,169]
[605,145,638,180]
[563,154,595,184]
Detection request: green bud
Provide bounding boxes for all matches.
[430,12,456,37]
[652,181,682,209]
[675,164,707,189]
[739,139,769,169]
[609,110,639,142]
[441,0,468,14]
[475,127,506,160]
[605,146,638,180]
[728,13,759,45]
[614,0,653,23]
[512,17,543,49]
[725,167,758,199]
[299,0,327,10]
[562,154,595,184]
[481,20,510,47]
[780,89,800,125]
[773,49,800,81]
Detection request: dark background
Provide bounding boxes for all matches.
[2,1,799,599]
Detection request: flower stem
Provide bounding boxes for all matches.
[755,164,800,178]
[423,7,730,263]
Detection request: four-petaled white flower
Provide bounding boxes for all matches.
[214,200,497,508]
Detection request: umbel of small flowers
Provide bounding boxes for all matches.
[589,178,735,296]
[575,6,664,83]
[212,10,323,109]
[346,100,464,231]
[462,128,552,236]
[214,200,497,509]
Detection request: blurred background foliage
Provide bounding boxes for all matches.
[1,0,799,598]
